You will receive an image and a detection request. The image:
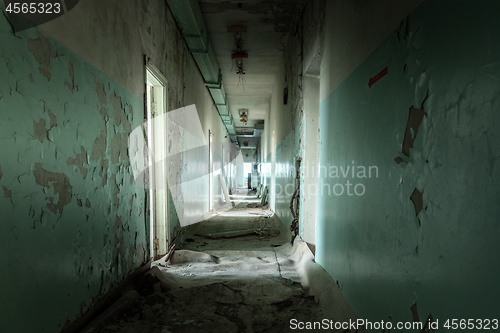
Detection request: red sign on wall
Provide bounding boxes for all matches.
[368,67,388,88]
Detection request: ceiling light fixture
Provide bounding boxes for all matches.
[228,26,247,91]
[238,109,248,123]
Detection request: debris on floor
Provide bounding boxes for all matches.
[168,250,219,264]
[80,189,363,333]
[195,229,258,239]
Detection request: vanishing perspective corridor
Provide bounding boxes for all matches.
[79,189,355,333]
[1,0,499,332]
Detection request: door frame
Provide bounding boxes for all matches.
[209,129,214,211]
[145,58,169,260]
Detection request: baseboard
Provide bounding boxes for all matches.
[60,260,152,333]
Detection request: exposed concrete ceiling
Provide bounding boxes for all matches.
[198,0,303,133]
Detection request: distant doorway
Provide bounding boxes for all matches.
[244,163,252,187]
[209,130,214,211]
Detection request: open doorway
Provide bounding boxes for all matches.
[209,130,214,211]
[146,61,169,260]
[301,68,321,247]
[243,163,252,188]
[270,130,275,210]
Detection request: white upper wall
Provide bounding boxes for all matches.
[320,0,423,101]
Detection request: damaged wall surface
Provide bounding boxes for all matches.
[0,0,234,331]
[0,16,146,332]
[261,0,425,246]
[261,17,305,224]
[316,0,500,325]
[259,0,499,327]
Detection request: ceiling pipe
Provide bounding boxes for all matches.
[166,0,238,144]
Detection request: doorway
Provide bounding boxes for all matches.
[270,130,276,210]
[209,130,214,211]
[244,163,252,188]
[146,61,169,260]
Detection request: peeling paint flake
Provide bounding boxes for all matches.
[48,109,57,128]
[91,126,107,162]
[33,163,73,213]
[110,132,129,165]
[94,74,108,106]
[402,106,426,157]
[109,92,123,126]
[410,302,419,323]
[64,79,74,93]
[112,174,120,206]
[410,188,423,217]
[68,60,74,82]
[66,146,89,179]
[3,185,12,198]
[28,33,56,81]
[33,118,48,142]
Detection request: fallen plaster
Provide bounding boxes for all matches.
[169,250,219,265]
[80,190,365,333]
[195,229,259,239]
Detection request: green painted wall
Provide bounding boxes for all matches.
[0,12,147,332]
[316,0,500,327]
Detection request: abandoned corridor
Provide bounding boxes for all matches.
[0,0,499,332]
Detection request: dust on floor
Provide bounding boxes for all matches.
[80,191,347,333]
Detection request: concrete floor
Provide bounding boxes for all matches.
[80,190,362,333]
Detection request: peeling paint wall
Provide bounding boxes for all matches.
[261,0,499,326]
[0,18,146,332]
[261,0,325,237]
[0,0,234,331]
[320,0,424,101]
[316,0,500,326]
